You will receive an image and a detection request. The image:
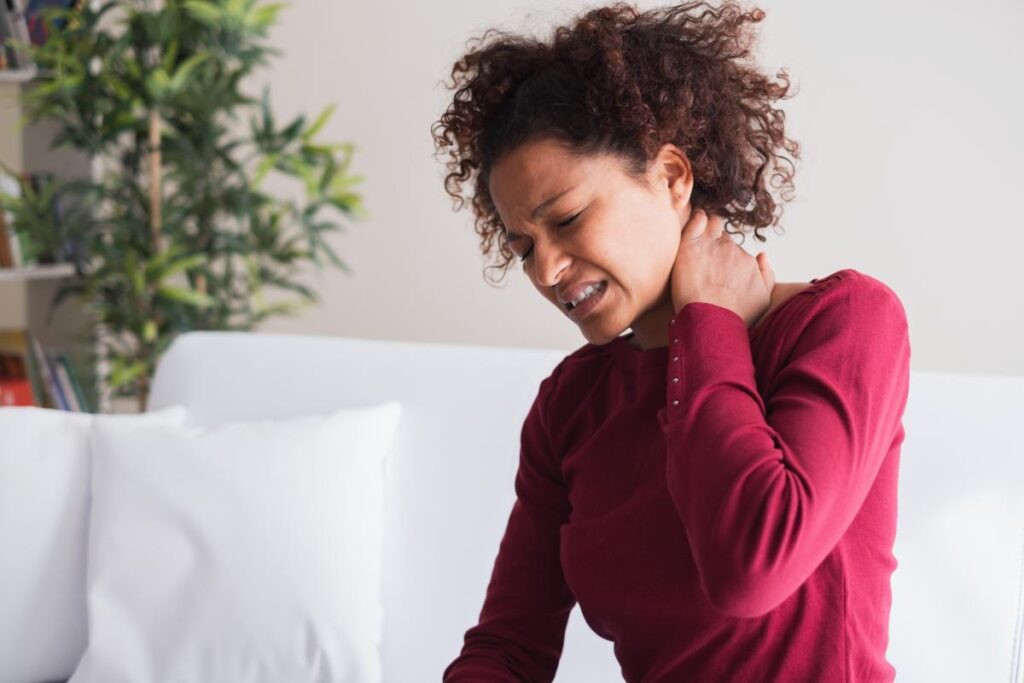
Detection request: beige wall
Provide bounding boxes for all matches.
[247,0,1024,376]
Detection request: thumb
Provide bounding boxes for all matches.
[757,251,776,291]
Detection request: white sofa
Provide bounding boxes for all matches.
[117,330,1024,681]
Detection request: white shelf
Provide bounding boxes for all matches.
[0,262,76,282]
[0,65,40,84]
[1,61,103,411]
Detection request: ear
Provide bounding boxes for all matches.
[649,142,694,215]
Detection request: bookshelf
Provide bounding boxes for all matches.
[0,65,36,83]
[0,262,74,281]
[0,69,110,413]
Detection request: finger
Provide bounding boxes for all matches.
[706,213,726,240]
[682,208,708,241]
[715,225,734,246]
[757,251,775,288]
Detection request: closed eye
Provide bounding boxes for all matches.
[556,212,581,228]
[516,212,581,262]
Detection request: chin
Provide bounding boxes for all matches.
[579,322,624,347]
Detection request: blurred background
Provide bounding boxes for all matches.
[1,0,1021,413]
[253,0,1024,368]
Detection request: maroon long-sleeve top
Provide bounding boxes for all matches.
[443,268,912,682]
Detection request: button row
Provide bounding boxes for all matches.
[670,317,680,406]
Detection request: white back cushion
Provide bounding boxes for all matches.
[0,406,187,683]
[69,402,402,683]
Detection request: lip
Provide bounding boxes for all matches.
[556,279,606,305]
[565,281,607,322]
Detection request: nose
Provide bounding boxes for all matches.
[532,237,571,289]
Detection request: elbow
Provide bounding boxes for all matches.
[701,570,792,619]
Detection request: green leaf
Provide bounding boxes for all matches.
[290,156,319,196]
[299,102,335,142]
[162,253,208,278]
[108,77,134,102]
[316,156,338,194]
[157,285,216,308]
[247,3,287,30]
[329,172,365,193]
[109,359,146,389]
[168,52,210,93]
[259,85,275,138]
[146,68,172,100]
[252,299,304,319]
[123,251,145,294]
[183,1,221,27]
[252,153,278,187]
[279,113,306,143]
[49,281,91,317]
[144,243,181,275]
[162,40,180,73]
[301,142,347,156]
[226,0,248,18]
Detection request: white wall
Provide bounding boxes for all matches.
[246,0,1024,377]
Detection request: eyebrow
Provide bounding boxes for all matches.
[530,185,577,221]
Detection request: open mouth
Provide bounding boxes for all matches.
[564,281,607,310]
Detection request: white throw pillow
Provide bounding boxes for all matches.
[69,401,403,683]
[0,405,189,683]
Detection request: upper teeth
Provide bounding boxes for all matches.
[569,282,604,308]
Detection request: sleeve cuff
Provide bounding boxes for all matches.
[659,301,755,427]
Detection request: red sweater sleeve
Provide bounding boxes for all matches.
[443,372,577,682]
[657,279,911,619]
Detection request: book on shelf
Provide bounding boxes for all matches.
[0,327,91,411]
[0,0,82,69]
[25,0,82,48]
[0,0,34,70]
[0,166,26,268]
[0,207,20,268]
[0,168,82,270]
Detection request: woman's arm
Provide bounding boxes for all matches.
[657,275,911,618]
[443,371,576,682]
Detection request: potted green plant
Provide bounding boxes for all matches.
[0,0,365,412]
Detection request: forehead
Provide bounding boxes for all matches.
[488,139,613,221]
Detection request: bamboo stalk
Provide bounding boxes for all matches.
[148,109,161,253]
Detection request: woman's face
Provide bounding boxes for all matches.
[488,137,694,346]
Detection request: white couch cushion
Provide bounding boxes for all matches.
[145,331,1024,682]
[68,401,402,683]
[0,405,188,683]
[143,331,594,682]
[888,371,1024,681]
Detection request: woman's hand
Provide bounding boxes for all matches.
[670,208,776,328]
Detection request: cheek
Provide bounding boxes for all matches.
[617,233,673,284]
[648,217,682,274]
[619,232,677,302]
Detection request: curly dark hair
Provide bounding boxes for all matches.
[430,1,801,285]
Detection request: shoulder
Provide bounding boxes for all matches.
[808,268,906,318]
[789,268,909,350]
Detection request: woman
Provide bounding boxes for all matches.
[432,3,911,681]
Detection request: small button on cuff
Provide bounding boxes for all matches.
[672,400,679,406]
[671,377,679,383]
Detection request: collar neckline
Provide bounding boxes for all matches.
[603,269,853,373]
